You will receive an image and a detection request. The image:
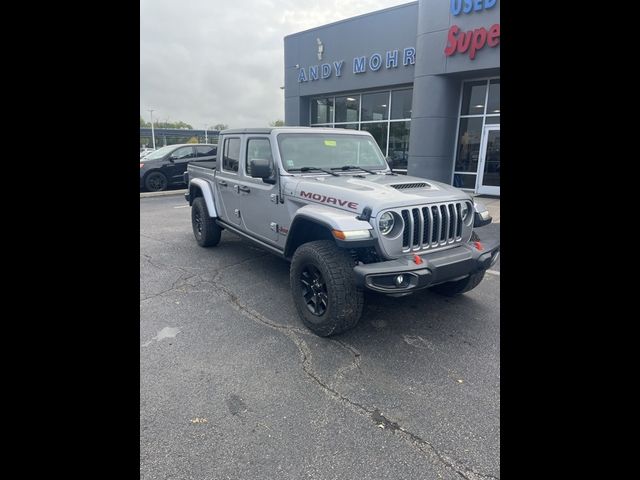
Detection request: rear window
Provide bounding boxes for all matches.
[222,138,240,172]
[196,145,216,157]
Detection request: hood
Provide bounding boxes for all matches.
[285,173,472,216]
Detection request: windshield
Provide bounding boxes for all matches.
[144,145,176,160]
[277,133,387,172]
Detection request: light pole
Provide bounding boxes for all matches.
[147,109,156,149]
[204,124,208,143]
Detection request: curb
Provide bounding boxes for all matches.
[140,189,187,199]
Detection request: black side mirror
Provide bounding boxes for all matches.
[248,158,275,184]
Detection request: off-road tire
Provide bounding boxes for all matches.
[290,240,363,337]
[191,197,221,247]
[144,171,168,192]
[430,270,485,296]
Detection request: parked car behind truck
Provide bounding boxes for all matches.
[140,143,217,191]
[185,127,498,336]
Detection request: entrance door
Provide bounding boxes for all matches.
[477,126,500,195]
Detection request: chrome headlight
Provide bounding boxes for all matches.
[379,212,395,235]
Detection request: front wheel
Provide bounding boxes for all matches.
[290,240,363,337]
[191,197,221,247]
[430,270,485,296]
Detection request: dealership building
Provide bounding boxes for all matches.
[284,0,500,195]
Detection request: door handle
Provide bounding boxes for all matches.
[218,180,228,186]
[238,185,250,193]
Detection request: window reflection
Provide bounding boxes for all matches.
[388,121,410,169]
[454,117,483,172]
[361,92,389,121]
[487,79,500,114]
[335,96,359,123]
[391,89,412,119]
[461,81,487,116]
[360,122,388,154]
[311,98,333,124]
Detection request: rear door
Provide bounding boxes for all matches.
[214,136,243,225]
[166,146,196,184]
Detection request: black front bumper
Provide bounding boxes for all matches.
[354,234,499,294]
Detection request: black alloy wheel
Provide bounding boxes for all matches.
[300,264,329,316]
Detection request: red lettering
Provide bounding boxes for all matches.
[444,25,459,57]
[487,24,500,47]
[457,30,472,53]
[300,191,312,199]
[469,28,487,60]
[312,194,322,201]
[338,199,347,206]
[326,197,337,205]
[347,202,358,210]
[445,23,499,60]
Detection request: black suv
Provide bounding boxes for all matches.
[140,143,217,192]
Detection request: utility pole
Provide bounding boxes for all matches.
[147,109,156,149]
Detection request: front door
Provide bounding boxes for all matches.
[238,136,283,244]
[477,126,500,196]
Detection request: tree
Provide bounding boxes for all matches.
[187,136,199,143]
[140,116,150,127]
[269,120,285,127]
[213,123,228,131]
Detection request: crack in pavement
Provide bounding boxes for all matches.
[201,256,499,480]
[140,249,499,479]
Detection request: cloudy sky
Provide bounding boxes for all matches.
[140,0,409,129]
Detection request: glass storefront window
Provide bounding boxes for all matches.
[487,79,500,114]
[454,117,483,172]
[391,89,412,119]
[485,116,500,124]
[311,98,333,124]
[360,122,388,155]
[336,123,359,130]
[335,95,359,123]
[388,121,410,169]
[453,174,477,189]
[461,81,487,116]
[361,92,389,122]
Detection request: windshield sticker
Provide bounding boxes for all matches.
[286,160,294,167]
[324,140,337,147]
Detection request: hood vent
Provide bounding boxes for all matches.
[391,182,430,190]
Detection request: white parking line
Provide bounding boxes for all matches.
[486,270,500,276]
[173,205,189,209]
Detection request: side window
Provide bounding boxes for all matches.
[171,146,195,160]
[196,145,216,157]
[222,138,240,173]
[245,138,273,176]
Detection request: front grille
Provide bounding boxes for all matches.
[391,182,429,190]
[398,201,465,252]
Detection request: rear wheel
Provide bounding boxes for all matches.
[290,240,363,337]
[144,171,168,192]
[191,197,221,247]
[430,270,485,296]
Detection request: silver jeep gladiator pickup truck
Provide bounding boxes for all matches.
[185,127,499,336]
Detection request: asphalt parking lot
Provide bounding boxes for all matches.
[140,195,500,480]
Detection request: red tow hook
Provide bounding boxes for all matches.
[413,254,423,265]
[474,241,483,251]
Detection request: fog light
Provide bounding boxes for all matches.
[395,275,404,286]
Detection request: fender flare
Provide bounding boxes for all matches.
[189,178,218,217]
